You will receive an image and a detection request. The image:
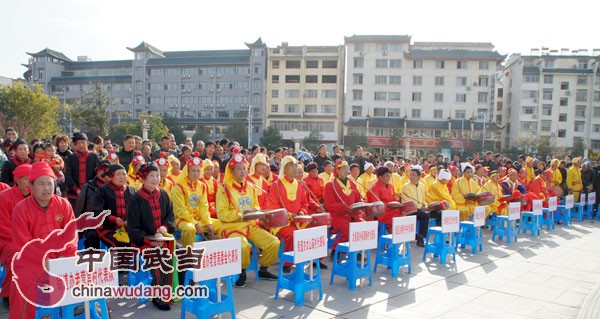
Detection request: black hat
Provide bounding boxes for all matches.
[72,132,88,142]
[306,162,318,172]
[376,166,391,177]
[106,164,126,177]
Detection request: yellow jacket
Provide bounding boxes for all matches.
[483,180,503,214]
[551,168,562,187]
[159,178,174,197]
[319,172,333,185]
[357,172,376,198]
[171,179,210,227]
[390,173,404,195]
[422,174,437,190]
[566,166,583,192]
[401,182,427,209]
[451,177,481,220]
[127,174,143,190]
[425,180,456,209]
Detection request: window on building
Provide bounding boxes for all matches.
[285,75,300,83]
[413,60,422,68]
[388,108,401,117]
[304,104,317,113]
[272,75,279,83]
[306,60,318,68]
[434,93,444,102]
[479,61,489,70]
[577,76,588,85]
[520,121,537,131]
[390,59,402,68]
[560,98,568,106]
[435,60,445,69]
[375,76,387,85]
[374,92,387,100]
[545,60,555,68]
[355,43,364,52]
[593,140,600,149]
[322,60,338,68]
[576,90,588,102]
[497,101,503,111]
[353,90,363,100]
[456,93,467,102]
[456,77,467,86]
[322,90,336,98]
[285,104,299,113]
[376,59,388,68]
[457,60,468,69]
[541,120,552,132]
[353,73,363,84]
[574,121,585,132]
[524,75,539,83]
[285,89,300,98]
[434,109,444,119]
[559,113,567,122]
[542,105,552,116]
[412,109,421,118]
[412,92,422,101]
[557,129,566,138]
[522,106,535,114]
[435,76,444,86]
[576,105,586,117]
[375,43,388,52]
[390,43,402,52]
[271,90,279,98]
[352,105,362,117]
[321,105,336,114]
[388,92,401,100]
[322,75,337,83]
[354,58,364,68]
[305,75,318,83]
[543,89,553,100]
[593,124,600,133]
[389,76,401,84]
[272,60,280,69]
[560,82,569,90]
[478,76,489,87]
[544,75,553,84]
[413,76,422,85]
[304,90,318,98]
[374,108,386,117]
[286,60,301,68]
[455,110,466,119]
[498,88,503,97]
[594,107,600,117]
[478,92,488,103]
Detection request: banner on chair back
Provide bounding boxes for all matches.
[565,195,574,209]
[590,193,596,206]
[532,200,543,216]
[508,202,521,221]
[441,210,460,233]
[348,221,378,252]
[293,226,328,264]
[392,215,417,244]
[581,193,587,206]
[48,255,118,307]
[193,237,241,282]
[549,196,558,211]
[473,206,486,227]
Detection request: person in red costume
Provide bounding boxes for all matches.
[303,162,324,203]
[528,169,552,208]
[10,162,77,319]
[323,160,363,252]
[366,166,398,233]
[0,164,31,307]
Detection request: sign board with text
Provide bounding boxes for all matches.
[548,196,557,212]
[532,200,543,216]
[589,193,596,206]
[473,206,486,227]
[565,195,574,209]
[348,221,378,252]
[293,226,328,264]
[193,237,241,282]
[441,210,460,233]
[392,215,417,244]
[508,202,521,221]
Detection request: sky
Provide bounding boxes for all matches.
[1,0,598,79]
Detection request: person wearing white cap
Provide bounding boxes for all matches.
[357,162,376,198]
[425,169,457,226]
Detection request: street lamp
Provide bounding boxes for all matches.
[248,104,253,148]
[480,112,487,153]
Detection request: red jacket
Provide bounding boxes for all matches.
[323,178,362,222]
[267,177,308,215]
[303,175,324,202]
[367,179,397,225]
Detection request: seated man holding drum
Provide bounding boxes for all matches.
[451,164,482,221]
[401,168,432,247]
[425,168,456,226]
[367,166,402,233]
[216,148,279,287]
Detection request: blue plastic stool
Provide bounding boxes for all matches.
[485,213,497,230]
[519,212,540,237]
[422,227,457,264]
[329,243,372,290]
[275,252,323,306]
[128,256,153,304]
[572,203,584,222]
[555,205,572,226]
[455,221,482,254]
[492,216,518,243]
[36,299,110,319]
[541,208,555,231]
[374,235,411,277]
[180,271,236,319]
[582,202,593,220]
[246,240,261,280]
[327,227,338,251]
[416,218,437,232]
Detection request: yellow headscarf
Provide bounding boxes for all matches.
[279,156,298,177]
[249,153,268,176]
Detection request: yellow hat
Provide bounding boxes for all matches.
[249,153,268,176]
[279,155,298,177]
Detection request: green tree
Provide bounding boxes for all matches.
[108,116,169,146]
[0,82,60,140]
[162,114,185,144]
[571,138,585,158]
[343,132,367,152]
[70,83,110,138]
[226,119,249,146]
[260,126,283,151]
[302,130,324,153]
[192,126,211,144]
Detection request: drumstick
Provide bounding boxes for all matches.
[297,179,328,214]
[352,178,384,203]
[400,190,429,209]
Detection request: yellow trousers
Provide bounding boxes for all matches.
[220,222,280,269]
[177,221,198,248]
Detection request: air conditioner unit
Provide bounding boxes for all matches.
[217,74,222,78]
[216,89,221,93]
[383,51,388,56]
[210,74,214,78]
[533,98,538,103]
[246,74,250,78]
[187,74,192,79]
[466,86,471,91]
[532,114,538,119]
[209,89,214,93]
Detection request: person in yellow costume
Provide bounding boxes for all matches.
[200,159,219,219]
[384,161,403,198]
[171,154,212,248]
[422,165,438,190]
[216,148,279,287]
[167,155,182,185]
[425,168,456,226]
[155,152,174,195]
[483,170,504,216]
[318,160,334,184]
[357,162,376,198]
[525,157,536,186]
[550,159,562,187]
[451,164,482,221]
[127,151,145,189]
[567,157,583,202]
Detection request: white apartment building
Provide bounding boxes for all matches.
[265,43,345,147]
[343,35,505,155]
[502,49,600,157]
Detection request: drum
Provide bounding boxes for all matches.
[386,201,402,210]
[477,192,495,206]
[399,201,418,215]
[242,210,265,221]
[349,202,369,214]
[464,192,478,201]
[552,186,564,197]
[426,201,448,211]
[293,215,313,230]
[369,201,385,217]
[311,213,331,227]
[262,208,289,229]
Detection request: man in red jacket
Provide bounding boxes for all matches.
[303,162,324,203]
[367,166,398,233]
[323,160,363,252]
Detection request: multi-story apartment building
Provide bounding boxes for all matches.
[265,43,345,148]
[343,35,505,156]
[22,39,267,144]
[502,49,600,157]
